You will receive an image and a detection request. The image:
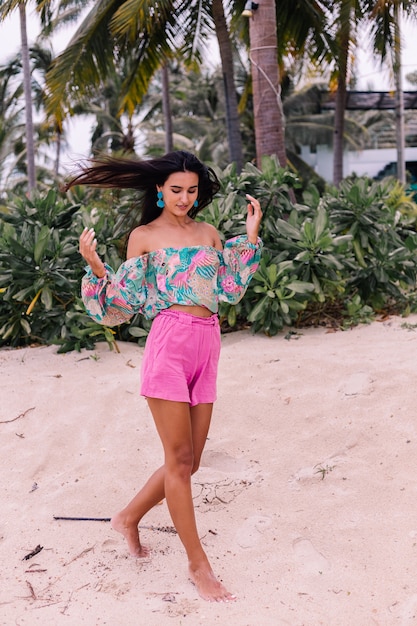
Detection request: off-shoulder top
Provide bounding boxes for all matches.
[81,235,262,326]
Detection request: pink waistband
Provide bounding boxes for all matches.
[159,308,219,326]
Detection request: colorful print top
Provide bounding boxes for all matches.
[82,235,262,326]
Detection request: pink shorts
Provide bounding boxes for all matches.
[140,309,221,406]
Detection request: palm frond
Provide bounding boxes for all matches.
[46,0,123,120]
[110,0,175,40]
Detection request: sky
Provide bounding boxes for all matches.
[0,7,417,162]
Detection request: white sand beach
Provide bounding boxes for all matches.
[2,315,417,625]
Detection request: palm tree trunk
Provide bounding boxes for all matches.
[248,0,287,169]
[161,63,173,153]
[54,127,61,176]
[19,2,36,193]
[393,2,406,184]
[212,0,243,171]
[333,25,350,187]
[332,74,347,187]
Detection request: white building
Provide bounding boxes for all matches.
[297,91,417,183]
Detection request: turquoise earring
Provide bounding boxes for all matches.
[157,191,165,208]
[193,200,199,208]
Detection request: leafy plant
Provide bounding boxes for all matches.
[56,300,120,353]
[342,294,375,328]
[237,155,301,219]
[2,166,417,351]
[323,177,417,307]
[268,206,351,302]
[0,190,83,346]
[244,255,314,335]
[202,156,301,241]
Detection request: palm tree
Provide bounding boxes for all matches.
[46,0,245,167]
[0,0,57,192]
[324,0,367,187]
[212,0,243,170]
[161,63,173,153]
[0,42,70,185]
[322,0,417,186]
[28,42,71,176]
[0,2,37,191]
[234,0,330,171]
[393,2,406,184]
[74,70,140,156]
[279,0,377,186]
[139,62,235,165]
[0,0,59,194]
[245,0,286,168]
[368,0,417,184]
[0,59,25,191]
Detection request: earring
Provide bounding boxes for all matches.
[193,199,199,208]
[156,191,165,208]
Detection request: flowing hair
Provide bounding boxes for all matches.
[64,151,221,224]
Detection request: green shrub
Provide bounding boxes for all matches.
[323,177,417,308]
[207,163,417,334]
[244,255,314,335]
[266,205,351,302]
[0,190,84,347]
[2,163,417,350]
[0,189,148,351]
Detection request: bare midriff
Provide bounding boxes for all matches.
[169,304,213,318]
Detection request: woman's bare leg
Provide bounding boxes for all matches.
[111,466,165,557]
[111,401,212,558]
[148,398,236,602]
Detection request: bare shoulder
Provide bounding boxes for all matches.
[126,225,151,258]
[197,221,222,250]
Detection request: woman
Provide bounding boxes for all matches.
[67,150,262,602]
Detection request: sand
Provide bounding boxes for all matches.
[2,315,417,626]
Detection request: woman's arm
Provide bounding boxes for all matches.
[79,228,147,326]
[244,194,263,244]
[79,227,106,278]
[216,194,263,305]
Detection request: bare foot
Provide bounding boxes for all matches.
[110,512,150,558]
[189,563,236,602]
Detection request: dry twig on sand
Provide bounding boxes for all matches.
[0,407,35,424]
[22,545,43,561]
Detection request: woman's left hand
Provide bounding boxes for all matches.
[245,194,262,244]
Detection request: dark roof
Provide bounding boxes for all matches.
[321,91,417,111]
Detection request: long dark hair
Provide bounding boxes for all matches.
[64,151,221,224]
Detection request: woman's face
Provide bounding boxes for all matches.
[157,171,199,217]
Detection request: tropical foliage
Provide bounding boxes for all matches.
[1,2,417,350]
[208,158,417,334]
[2,158,416,350]
[0,188,148,351]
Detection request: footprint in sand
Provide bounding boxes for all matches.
[292,538,331,575]
[102,538,119,549]
[235,515,271,548]
[338,372,374,396]
[201,450,248,473]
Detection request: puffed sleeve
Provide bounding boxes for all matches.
[81,256,148,326]
[218,235,263,304]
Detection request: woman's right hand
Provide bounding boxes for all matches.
[79,227,106,278]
